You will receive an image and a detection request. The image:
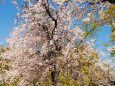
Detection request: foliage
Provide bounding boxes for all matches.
[104,5,115,41]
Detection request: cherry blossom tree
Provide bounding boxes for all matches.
[2,0,110,86]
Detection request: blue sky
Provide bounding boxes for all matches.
[0,0,112,59]
[95,26,112,60]
[0,0,17,45]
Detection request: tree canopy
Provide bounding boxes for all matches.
[0,0,114,86]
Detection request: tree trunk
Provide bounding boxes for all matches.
[33,83,36,86]
[51,65,58,86]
